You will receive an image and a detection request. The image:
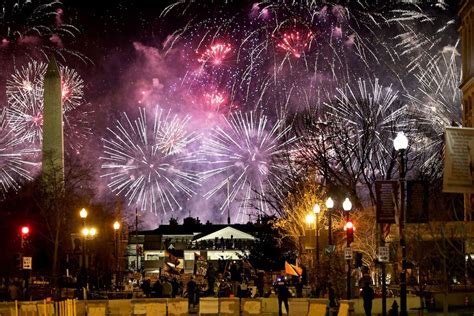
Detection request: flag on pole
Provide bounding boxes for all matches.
[285,261,303,276]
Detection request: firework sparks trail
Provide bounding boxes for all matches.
[6,60,89,152]
[0,0,90,63]
[198,42,233,65]
[101,106,201,215]
[406,42,462,175]
[200,110,295,221]
[0,107,38,198]
[275,30,314,58]
[160,1,454,113]
[322,78,409,179]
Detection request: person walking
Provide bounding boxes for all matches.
[274,277,289,316]
[361,283,375,316]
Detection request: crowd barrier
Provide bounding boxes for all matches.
[0,297,384,316]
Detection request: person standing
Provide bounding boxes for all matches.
[274,277,289,316]
[206,263,216,296]
[187,276,198,309]
[161,278,172,298]
[361,284,375,316]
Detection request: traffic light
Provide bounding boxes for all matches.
[344,220,354,244]
[14,253,22,269]
[20,226,30,248]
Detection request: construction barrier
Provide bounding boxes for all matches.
[0,296,423,315]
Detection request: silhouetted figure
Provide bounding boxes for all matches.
[171,278,179,298]
[274,277,289,316]
[141,279,151,298]
[328,282,337,315]
[295,278,303,298]
[361,284,375,316]
[206,263,216,296]
[187,277,198,308]
[256,271,265,297]
[152,279,162,298]
[162,278,172,298]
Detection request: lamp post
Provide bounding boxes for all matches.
[79,208,88,291]
[313,203,321,285]
[393,131,408,316]
[325,197,334,246]
[82,227,97,292]
[343,198,353,300]
[113,221,120,290]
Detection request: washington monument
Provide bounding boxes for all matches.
[42,57,64,184]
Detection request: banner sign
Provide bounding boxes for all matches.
[443,127,474,193]
[376,180,398,223]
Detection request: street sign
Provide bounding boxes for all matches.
[378,246,389,262]
[344,247,353,260]
[22,256,32,270]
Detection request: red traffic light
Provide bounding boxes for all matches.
[344,221,354,231]
[21,226,30,235]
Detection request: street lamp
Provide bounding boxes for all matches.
[343,197,353,299]
[313,203,321,289]
[113,221,120,290]
[393,131,408,316]
[79,208,88,294]
[325,197,334,246]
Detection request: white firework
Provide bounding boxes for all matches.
[0,107,38,198]
[101,106,201,215]
[6,60,87,150]
[201,110,295,222]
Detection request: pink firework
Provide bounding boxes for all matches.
[276,30,314,58]
[205,92,226,110]
[198,43,232,65]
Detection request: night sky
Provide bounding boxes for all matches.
[0,0,462,226]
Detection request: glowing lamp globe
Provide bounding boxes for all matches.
[343,198,352,212]
[325,197,334,209]
[82,228,89,236]
[113,221,120,230]
[90,228,97,236]
[79,208,88,219]
[393,132,408,151]
[313,204,321,214]
[306,214,315,225]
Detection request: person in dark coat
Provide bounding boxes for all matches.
[361,284,375,316]
[171,277,179,298]
[152,279,162,298]
[187,276,198,308]
[256,271,265,297]
[206,263,216,296]
[141,279,151,298]
[274,277,289,316]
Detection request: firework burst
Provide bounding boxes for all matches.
[275,30,314,58]
[101,107,200,215]
[0,0,90,64]
[322,78,409,179]
[6,60,89,153]
[0,107,38,198]
[200,110,295,221]
[198,42,233,65]
[406,42,462,176]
